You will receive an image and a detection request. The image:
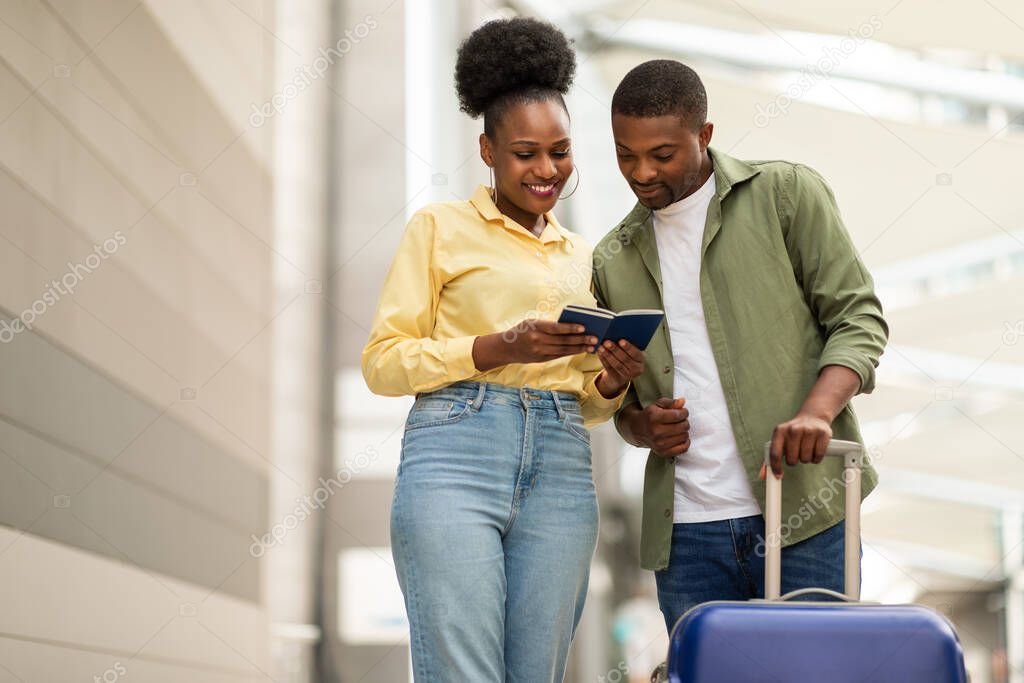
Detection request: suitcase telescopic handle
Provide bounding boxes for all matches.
[777,587,858,602]
[762,439,864,601]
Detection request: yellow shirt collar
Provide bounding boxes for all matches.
[470,184,567,245]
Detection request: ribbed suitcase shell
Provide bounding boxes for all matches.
[667,598,968,682]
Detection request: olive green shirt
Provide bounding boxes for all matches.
[592,148,888,571]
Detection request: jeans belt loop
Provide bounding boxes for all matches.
[470,382,487,411]
[551,389,566,420]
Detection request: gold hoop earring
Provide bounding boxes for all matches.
[560,165,581,199]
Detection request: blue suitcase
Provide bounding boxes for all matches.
[664,440,968,683]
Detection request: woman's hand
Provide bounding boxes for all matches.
[473,319,597,371]
[595,339,645,398]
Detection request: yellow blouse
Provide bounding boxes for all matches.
[361,185,625,425]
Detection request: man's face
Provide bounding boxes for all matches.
[611,113,713,209]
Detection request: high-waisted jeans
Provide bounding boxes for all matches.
[390,381,599,682]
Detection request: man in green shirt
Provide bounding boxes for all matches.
[592,60,888,633]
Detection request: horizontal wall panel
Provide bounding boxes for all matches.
[0,323,266,600]
[0,524,268,677]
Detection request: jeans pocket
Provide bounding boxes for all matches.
[403,397,473,431]
[562,410,591,446]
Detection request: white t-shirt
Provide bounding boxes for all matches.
[652,173,762,524]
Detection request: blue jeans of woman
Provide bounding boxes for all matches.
[391,381,599,682]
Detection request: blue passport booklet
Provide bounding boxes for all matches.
[557,305,664,350]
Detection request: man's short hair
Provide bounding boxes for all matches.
[611,59,708,131]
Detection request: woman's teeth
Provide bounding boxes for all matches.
[526,183,555,194]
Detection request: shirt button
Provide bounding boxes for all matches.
[535,250,542,257]
[662,365,671,374]
[663,508,671,518]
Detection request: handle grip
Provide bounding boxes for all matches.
[763,439,863,601]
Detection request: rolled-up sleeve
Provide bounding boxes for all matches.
[782,164,889,394]
[361,211,480,396]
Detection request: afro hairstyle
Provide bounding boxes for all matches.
[455,17,576,137]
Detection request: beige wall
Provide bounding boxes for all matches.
[0,1,277,679]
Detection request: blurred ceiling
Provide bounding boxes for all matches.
[513,0,1024,600]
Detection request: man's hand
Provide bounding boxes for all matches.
[762,365,860,478]
[621,398,690,458]
[765,413,832,478]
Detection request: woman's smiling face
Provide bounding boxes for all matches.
[481,98,573,225]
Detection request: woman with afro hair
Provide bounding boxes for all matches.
[362,16,645,683]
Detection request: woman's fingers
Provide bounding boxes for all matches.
[598,342,630,377]
[616,339,644,362]
[532,320,585,336]
[602,340,644,378]
[536,343,593,358]
[516,322,649,367]
[549,334,597,348]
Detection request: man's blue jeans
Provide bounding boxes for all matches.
[655,515,852,633]
[391,381,599,682]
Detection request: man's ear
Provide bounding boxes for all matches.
[698,121,714,151]
[479,133,494,167]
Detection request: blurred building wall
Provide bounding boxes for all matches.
[0,1,277,679]
[323,1,479,679]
